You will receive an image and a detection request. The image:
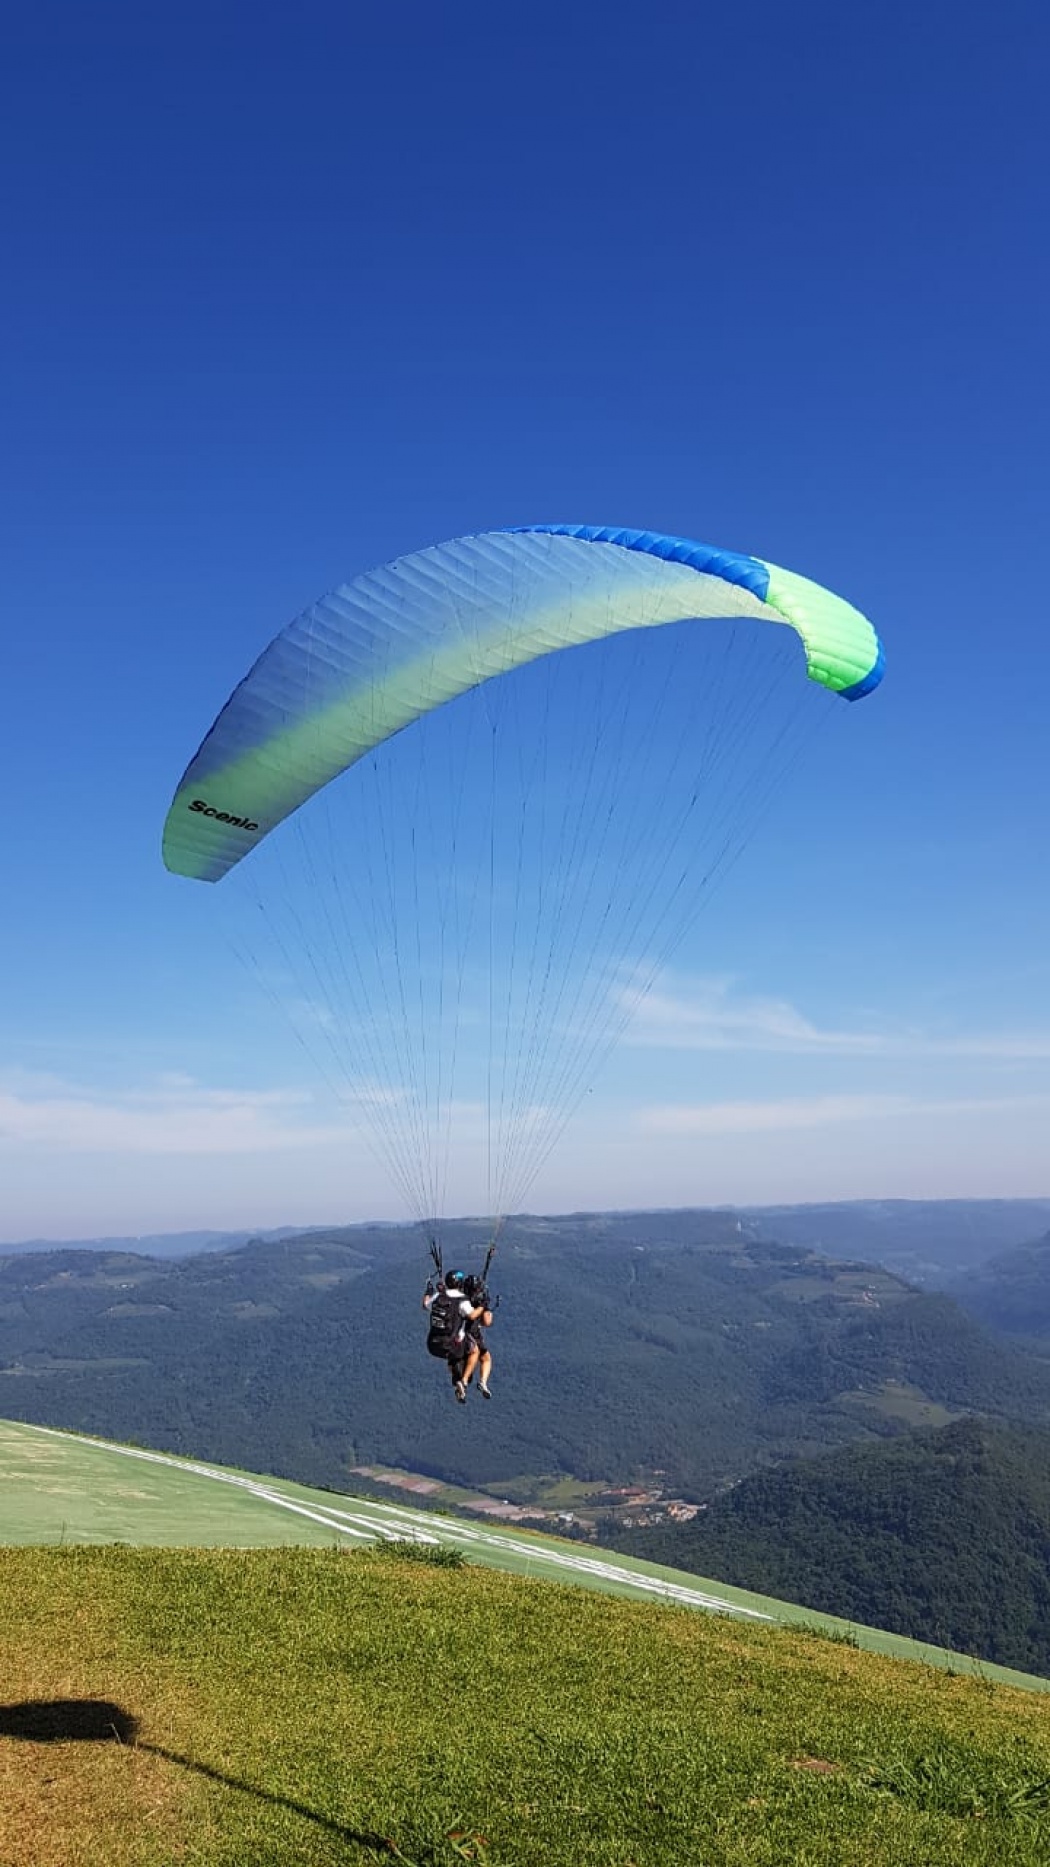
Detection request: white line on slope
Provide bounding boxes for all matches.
[19,1424,769,1620]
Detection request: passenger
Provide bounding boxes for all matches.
[461,1272,494,1399]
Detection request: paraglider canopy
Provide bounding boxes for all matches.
[162,525,882,884]
[163,523,883,1230]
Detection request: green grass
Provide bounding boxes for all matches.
[841,1381,961,1429]
[5,1419,1050,1698]
[477,1472,611,1507]
[0,1418,352,1549]
[5,1543,1050,1865]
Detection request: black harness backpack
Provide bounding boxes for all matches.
[426,1289,466,1360]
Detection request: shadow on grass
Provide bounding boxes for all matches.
[0,1699,433,1862]
[0,1698,138,1744]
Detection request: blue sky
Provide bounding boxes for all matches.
[2,0,1048,1239]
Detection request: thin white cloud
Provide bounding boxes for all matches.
[0,1070,530,1162]
[624,976,1050,1060]
[639,1091,1050,1136]
[0,1076,350,1156]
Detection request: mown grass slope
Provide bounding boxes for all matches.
[7,1417,1050,1692]
[4,1545,1050,1866]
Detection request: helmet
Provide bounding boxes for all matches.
[444,1269,465,1290]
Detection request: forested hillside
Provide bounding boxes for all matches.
[8,1198,1050,1278]
[950,1234,1050,1342]
[615,1418,1050,1674]
[741,1200,1050,1287]
[4,1217,1050,1499]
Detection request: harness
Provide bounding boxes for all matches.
[426,1288,468,1360]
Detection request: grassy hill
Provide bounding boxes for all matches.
[7,1419,1050,1863]
[3,1416,1048,1685]
[0,1418,797,1627]
[6,1538,1050,1866]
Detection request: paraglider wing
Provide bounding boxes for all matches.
[162,526,883,883]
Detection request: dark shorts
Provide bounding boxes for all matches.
[467,1323,487,1355]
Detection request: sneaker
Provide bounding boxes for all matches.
[478,1382,492,1400]
[454,1379,467,1403]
